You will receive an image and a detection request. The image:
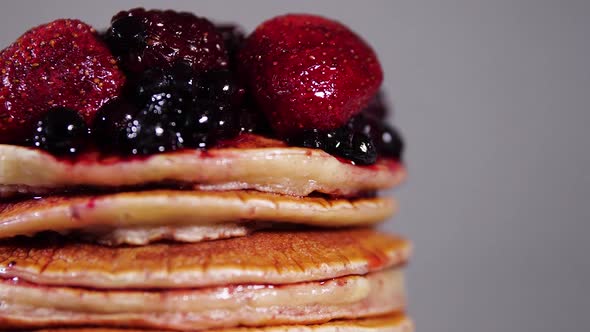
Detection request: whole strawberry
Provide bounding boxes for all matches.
[0,19,125,143]
[106,8,229,75]
[239,14,383,136]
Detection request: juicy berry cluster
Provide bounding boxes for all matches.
[291,112,404,165]
[92,64,250,155]
[105,8,228,76]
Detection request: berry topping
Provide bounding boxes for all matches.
[31,107,89,156]
[124,92,187,155]
[105,16,147,55]
[197,69,244,104]
[239,14,383,136]
[108,8,228,75]
[0,19,125,143]
[92,98,137,151]
[350,114,404,160]
[216,24,245,70]
[364,92,389,120]
[295,127,377,166]
[183,99,238,148]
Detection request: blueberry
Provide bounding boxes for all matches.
[31,107,88,155]
[294,126,377,165]
[363,92,388,120]
[329,130,377,165]
[93,98,137,152]
[298,129,328,150]
[350,114,404,160]
[106,16,147,55]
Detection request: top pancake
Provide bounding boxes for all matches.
[0,228,410,289]
[0,135,406,198]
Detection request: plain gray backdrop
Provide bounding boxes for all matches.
[1,1,589,331]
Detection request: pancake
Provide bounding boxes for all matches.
[0,136,406,198]
[0,190,396,244]
[0,228,410,288]
[0,229,410,331]
[0,269,405,331]
[31,313,413,332]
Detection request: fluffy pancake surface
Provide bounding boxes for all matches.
[0,269,405,331]
[0,139,406,198]
[0,228,410,288]
[0,229,410,331]
[0,190,396,243]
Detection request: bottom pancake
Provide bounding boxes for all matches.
[0,190,396,244]
[33,313,413,331]
[0,269,405,331]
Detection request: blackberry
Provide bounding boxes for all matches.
[182,99,239,148]
[31,107,88,155]
[134,62,199,103]
[197,69,243,104]
[211,104,240,138]
[135,68,172,101]
[109,8,228,75]
[181,99,218,148]
[169,61,199,94]
[125,92,187,155]
[105,16,147,55]
[237,107,270,134]
[216,24,245,70]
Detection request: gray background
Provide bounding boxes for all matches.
[1,1,589,331]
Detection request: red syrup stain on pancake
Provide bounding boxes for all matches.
[85,197,98,209]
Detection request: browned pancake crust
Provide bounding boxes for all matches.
[0,228,410,289]
[0,134,406,198]
[0,190,396,241]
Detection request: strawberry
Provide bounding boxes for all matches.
[0,19,125,143]
[238,14,383,136]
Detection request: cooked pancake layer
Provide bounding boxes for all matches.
[0,190,396,243]
[29,312,413,332]
[0,140,405,198]
[0,269,404,331]
[0,229,410,288]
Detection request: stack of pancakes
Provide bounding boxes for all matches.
[0,134,412,331]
